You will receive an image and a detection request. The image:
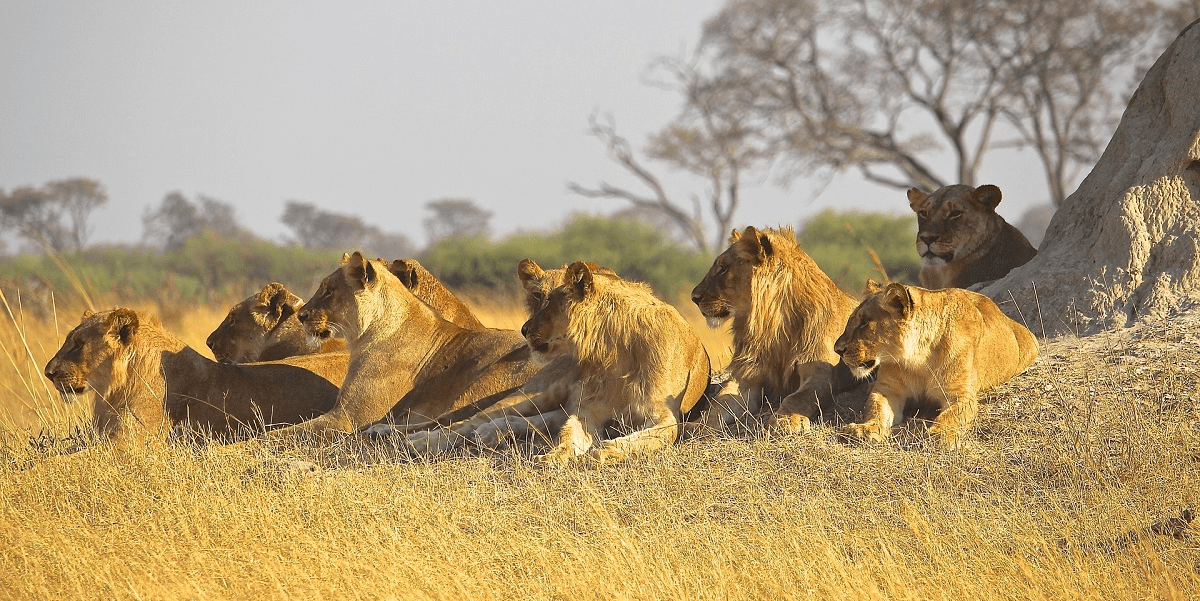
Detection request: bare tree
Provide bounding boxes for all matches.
[684,0,1166,206]
[423,198,492,243]
[44,177,109,250]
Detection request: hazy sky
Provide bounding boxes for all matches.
[1,1,1047,250]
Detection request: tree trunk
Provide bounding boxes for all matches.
[983,19,1200,337]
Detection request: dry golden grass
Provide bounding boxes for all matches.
[1,286,1198,600]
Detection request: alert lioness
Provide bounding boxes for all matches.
[524,261,709,464]
[691,226,863,433]
[207,260,482,364]
[908,184,1037,289]
[259,252,542,444]
[43,308,345,445]
[835,281,1039,448]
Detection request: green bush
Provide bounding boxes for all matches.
[798,209,920,294]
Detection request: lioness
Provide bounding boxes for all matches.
[207,260,482,363]
[43,308,346,445]
[524,261,710,463]
[835,281,1039,448]
[691,226,862,433]
[399,259,617,453]
[908,184,1037,289]
[259,252,542,444]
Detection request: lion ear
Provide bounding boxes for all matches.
[390,259,420,289]
[517,259,544,287]
[906,187,928,212]
[736,226,772,262]
[81,309,95,321]
[882,283,913,315]
[340,252,351,265]
[265,284,299,321]
[565,261,594,299]
[863,279,884,295]
[727,228,742,245]
[344,251,376,288]
[107,309,139,345]
[972,185,1002,211]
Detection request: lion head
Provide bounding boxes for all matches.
[296,251,392,343]
[44,308,145,402]
[517,259,616,317]
[834,280,910,380]
[690,226,774,328]
[519,264,581,363]
[207,283,306,363]
[907,184,1003,266]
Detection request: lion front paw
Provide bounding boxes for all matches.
[925,423,967,450]
[535,446,577,466]
[405,429,455,456]
[837,421,887,445]
[768,412,812,435]
[362,423,398,439]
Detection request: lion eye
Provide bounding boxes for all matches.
[948,210,964,220]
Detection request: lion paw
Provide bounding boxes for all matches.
[925,424,967,450]
[405,430,455,456]
[768,412,812,435]
[837,422,887,445]
[362,423,398,439]
[535,447,577,466]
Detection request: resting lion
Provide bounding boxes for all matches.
[398,259,617,453]
[259,252,542,444]
[835,281,1039,448]
[908,184,1037,289]
[691,226,863,433]
[525,261,709,464]
[43,308,346,445]
[207,259,481,363]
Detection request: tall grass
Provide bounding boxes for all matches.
[1,278,1197,600]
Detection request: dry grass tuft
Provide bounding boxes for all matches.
[1,287,1197,600]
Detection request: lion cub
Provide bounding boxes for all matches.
[908,184,1037,289]
[835,281,1038,448]
[522,261,709,464]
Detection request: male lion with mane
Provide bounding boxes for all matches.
[908,184,1037,289]
[258,252,542,444]
[44,308,345,446]
[523,261,709,464]
[691,225,863,433]
[207,259,482,364]
[835,281,1038,448]
[399,259,617,454]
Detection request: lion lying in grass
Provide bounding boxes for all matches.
[835,281,1039,448]
[257,252,542,444]
[523,261,709,464]
[43,308,346,446]
[691,226,863,433]
[399,259,617,453]
[206,259,482,364]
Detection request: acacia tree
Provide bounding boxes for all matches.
[0,177,108,252]
[143,192,250,251]
[423,198,492,243]
[281,200,415,257]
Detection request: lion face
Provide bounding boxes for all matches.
[691,227,769,328]
[520,262,594,362]
[207,283,303,363]
[834,282,910,379]
[297,252,387,342]
[908,184,1003,270]
[44,309,140,402]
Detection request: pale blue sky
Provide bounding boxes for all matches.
[0,1,1045,250]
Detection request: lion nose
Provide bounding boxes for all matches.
[44,364,57,380]
[690,289,703,306]
[205,335,215,351]
[520,322,529,338]
[296,309,309,323]
[918,233,939,245]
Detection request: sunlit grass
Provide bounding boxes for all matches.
[1,283,1197,600]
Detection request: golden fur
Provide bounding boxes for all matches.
[908,184,1037,289]
[206,283,345,364]
[401,259,615,453]
[691,226,862,432]
[525,261,709,464]
[207,260,480,363]
[259,252,542,444]
[835,281,1039,448]
[44,308,345,445]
